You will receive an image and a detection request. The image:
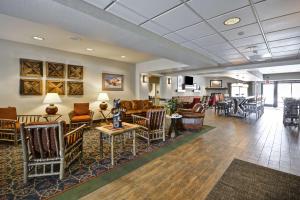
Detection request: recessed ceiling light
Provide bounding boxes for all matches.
[121,56,126,58]
[86,48,94,51]
[32,36,44,41]
[224,17,241,25]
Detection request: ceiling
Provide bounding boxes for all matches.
[0,13,153,63]
[0,0,299,76]
[257,64,300,74]
[83,0,300,65]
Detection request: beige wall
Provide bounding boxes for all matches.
[0,39,136,122]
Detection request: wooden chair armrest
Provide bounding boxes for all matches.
[65,124,86,138]
[132,115,149,128]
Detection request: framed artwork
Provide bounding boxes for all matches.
[46,62,65,78]
[102,73,124,91]
[68,65,83,80]
[20,58,43,77]
[46,80,65,95]
[20,79,43,95]
[210,80,222,88]
[68,81,84,95]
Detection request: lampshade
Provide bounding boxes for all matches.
[43,93,62,104]
[97,92,109,101]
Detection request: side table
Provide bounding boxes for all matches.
[42,114,63,122]
[99,109,112,124]
[167,114,182,138]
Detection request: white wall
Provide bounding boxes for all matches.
[0,39,136,122]
[160,75,207,99]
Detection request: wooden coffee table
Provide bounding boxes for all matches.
[95,122,140,166]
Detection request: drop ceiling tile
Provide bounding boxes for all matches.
[222,54,244,60]
[210,48,240,56]
[255,0,300,21]
[107,2,147,25]
[193,34,226,47]
[117,0,181,19]
[181,41,201,50]
[242,49,270,57]
[271,44,300,53]
[164,32,187,43]
[237,43,268,53]
[231,35,265,47]
[262,12,300,33]
[207,6,256,32]
[272,50,299,57]
[269,37,300,48]
[141,20,171,35]
[82,0,113,9]
[266,27,300,41]
[187,0,249,20]
[153,4,202,31]
[175,22,215,41]
[221,23,261,41]
[206,42,233,51]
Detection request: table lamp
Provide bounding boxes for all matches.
[97,92,109,110]
[43,93,62,115]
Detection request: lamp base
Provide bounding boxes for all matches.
[46,104,58,115]
[100,102,108,110]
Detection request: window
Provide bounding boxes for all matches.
[231,83,248,97]
[263,83,274,105]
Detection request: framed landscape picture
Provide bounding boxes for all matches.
[68,81,83,95]
[46,80,65,95]
[20,58,43,77]
[68,65,83,80]
[102,73,124,91]
[46,62,65,78]
[210,80,222,88]
[20,79,43,95]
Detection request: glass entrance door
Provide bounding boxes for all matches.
[263,83,274,106]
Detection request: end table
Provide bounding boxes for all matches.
[167,114,182,138]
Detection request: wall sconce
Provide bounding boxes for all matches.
[167,77,172,84]
[142,75,149,83]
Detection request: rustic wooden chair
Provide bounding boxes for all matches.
[69,103,94,129]
[20,121,85,183]
[0,107,41,145]
[132,109,166,145]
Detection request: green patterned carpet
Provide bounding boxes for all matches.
[0,126,214,200]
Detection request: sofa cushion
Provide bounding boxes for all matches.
[71,115,91,122]
[74,103,90,116]
[126,110,143,115]
[120,101,132,111]
[142,100,152,109]
[0,107,17,120]
[132,100,144,110]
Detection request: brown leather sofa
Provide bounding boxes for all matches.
[178,103,205,130]
[120,100,162,122]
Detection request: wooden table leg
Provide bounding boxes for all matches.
[99,132,103,159]
[111,135,114,166]
[132,130,136,156]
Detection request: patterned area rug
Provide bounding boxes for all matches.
[0,126,213,200]
[206,159,300,200]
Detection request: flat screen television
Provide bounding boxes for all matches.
[184,76,193,85]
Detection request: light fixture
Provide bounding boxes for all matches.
[43,93,62,115]
[167,77,172,85]
[32,36,44,41]
[97,92,109,110]
[121,55,126,58]
[86,48,94,51]
[224,17,241,25]
[142,75,149,83]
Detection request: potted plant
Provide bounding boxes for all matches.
[166,99,177,115]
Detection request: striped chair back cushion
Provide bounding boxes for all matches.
[146,109,165,131]
[22,122,65,159]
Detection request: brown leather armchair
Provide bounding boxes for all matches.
[69,103,94,129]
[178,103,205,130]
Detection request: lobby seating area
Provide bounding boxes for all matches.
[1,0,300,199]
